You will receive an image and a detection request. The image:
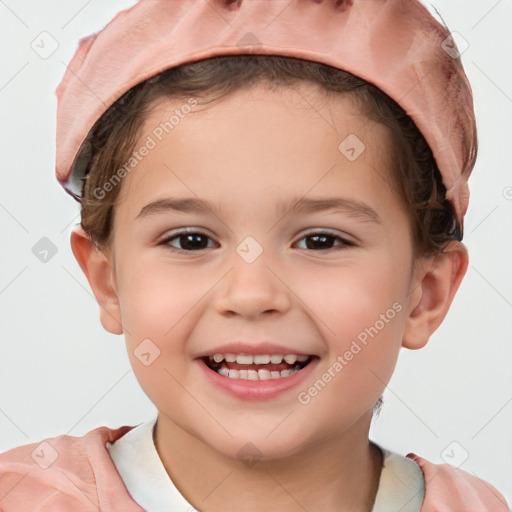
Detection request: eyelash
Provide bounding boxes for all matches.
[159,229,355,253]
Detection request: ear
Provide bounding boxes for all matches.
[70,226,123,335]
[402,241,468,350]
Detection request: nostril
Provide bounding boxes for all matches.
[335,0,353,11]
[224,0,242,10]
[311,0,353,11]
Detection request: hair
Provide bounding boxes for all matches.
[78,55,460,259]
[76,55,463,416]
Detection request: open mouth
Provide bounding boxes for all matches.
[202,353,315,381]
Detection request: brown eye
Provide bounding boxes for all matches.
[295,231,354,251]
[161,231,217,252]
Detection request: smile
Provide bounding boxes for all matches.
[204,353,313,380]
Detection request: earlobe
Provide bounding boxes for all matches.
[70,226,123,335]
[402,242,469,350]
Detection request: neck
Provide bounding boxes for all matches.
[153,412,383,512]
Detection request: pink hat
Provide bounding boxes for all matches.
[56,0,476,235]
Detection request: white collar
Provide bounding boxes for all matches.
[107,416,425,512]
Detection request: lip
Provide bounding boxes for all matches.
[195,341,315,358]
[196,356,319,401]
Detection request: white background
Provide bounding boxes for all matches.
[0,0,511,506]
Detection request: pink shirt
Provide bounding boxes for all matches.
[0,423,508,511]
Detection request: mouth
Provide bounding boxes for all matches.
[202,353,315,381]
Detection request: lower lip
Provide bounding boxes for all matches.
[196,358,319,401]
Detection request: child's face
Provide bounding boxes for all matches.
[106,83,422,459]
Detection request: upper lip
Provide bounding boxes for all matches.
[195,341,316,359]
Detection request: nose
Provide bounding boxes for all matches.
[213,252,292,320]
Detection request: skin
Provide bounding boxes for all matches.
[71,82,468,511]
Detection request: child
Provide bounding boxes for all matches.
[0,0,509,510]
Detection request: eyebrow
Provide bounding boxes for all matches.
[135,196,381,224]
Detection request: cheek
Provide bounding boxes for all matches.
[292,250,410,406]
[300,249,410,344]
[117,260,205,412]
[118,257,212,341]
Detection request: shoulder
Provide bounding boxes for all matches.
[407,452,510,512]
[0,425,143,512]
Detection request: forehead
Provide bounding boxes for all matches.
[114,83,400,220]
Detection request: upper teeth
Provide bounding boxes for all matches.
[210,353,309,364]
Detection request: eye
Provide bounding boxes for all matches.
[160,229,218,252]
[158,229,354,253]
[294,231,354,251]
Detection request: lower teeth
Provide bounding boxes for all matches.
[216,365,301,380]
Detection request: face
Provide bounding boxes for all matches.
[106,83,418,460]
